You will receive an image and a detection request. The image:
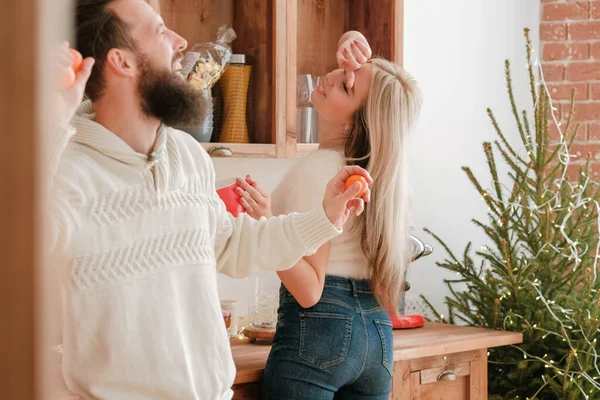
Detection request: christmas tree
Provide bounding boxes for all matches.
[423,28,600,399]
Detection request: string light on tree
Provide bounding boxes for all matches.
[421,28,600,399]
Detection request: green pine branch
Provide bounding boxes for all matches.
[421,28,600,399]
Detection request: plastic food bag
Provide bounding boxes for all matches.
[179,25,237,90]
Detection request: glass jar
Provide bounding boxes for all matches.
[247,271,280,330]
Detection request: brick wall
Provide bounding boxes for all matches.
[542,0,600,180]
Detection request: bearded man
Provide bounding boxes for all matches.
[47,0,371,398]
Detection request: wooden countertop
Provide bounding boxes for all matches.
[231,322,523,385]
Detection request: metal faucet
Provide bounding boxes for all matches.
[410,235,433,262]
[403,235,433,292]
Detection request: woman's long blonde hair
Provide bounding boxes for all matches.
[345,58,422,315]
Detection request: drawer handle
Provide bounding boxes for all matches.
[437,370,457,381]
[208,146,234,157]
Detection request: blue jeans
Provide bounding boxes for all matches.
[261,276,393,399]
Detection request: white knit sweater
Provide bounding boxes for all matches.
[271,149,369,279]
[48,102,341,400]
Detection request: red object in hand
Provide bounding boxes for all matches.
[390,314,425,329]
[217,183,245,217]
[216,177,255,217]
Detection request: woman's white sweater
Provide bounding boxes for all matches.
[271,149,369,279]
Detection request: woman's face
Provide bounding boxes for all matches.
[311,64,372,125]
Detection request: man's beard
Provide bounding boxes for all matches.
[137,54,208,127]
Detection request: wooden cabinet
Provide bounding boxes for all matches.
[149,0,403,158]
[229,322,523,399]
[389,324,523,399]
[392,349,488,399]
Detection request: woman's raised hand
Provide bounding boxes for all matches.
[336,37,372,89]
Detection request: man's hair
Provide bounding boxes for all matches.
[75,0,139,100]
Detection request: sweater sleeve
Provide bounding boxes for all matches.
[43,124,81,262]
[214,206,341,279]
[211,172,342,279]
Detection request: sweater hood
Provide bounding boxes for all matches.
[70,100,168,167]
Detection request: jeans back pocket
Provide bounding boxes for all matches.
[374,319,394,377]
[298,311,353,370]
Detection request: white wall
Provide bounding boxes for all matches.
[214,0,541,319]
[213,158,295,317]
[402,0,541,317]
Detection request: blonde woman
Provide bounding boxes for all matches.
[237,30,422,399]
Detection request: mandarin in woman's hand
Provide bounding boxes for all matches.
[345,175,368,198]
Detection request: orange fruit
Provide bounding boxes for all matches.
[345,175,368,198]
[56,49,82,90]
[69,48,83,72]
[57,67,76,90]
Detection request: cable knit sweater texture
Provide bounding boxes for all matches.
[48,102,341,400]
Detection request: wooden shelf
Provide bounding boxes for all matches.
[201,142,318,158]
[295,0,399,76]
[157,0,275,148]
[150,0,403,159]
[201,143,275,158]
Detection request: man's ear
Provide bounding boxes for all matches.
[105,48,137,77]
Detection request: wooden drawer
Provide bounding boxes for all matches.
[420,361,471,399]
[392,349,488,400]
[420,361,471,384]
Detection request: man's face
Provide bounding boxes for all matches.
[113,0,185,75]
[109,0,208,126]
